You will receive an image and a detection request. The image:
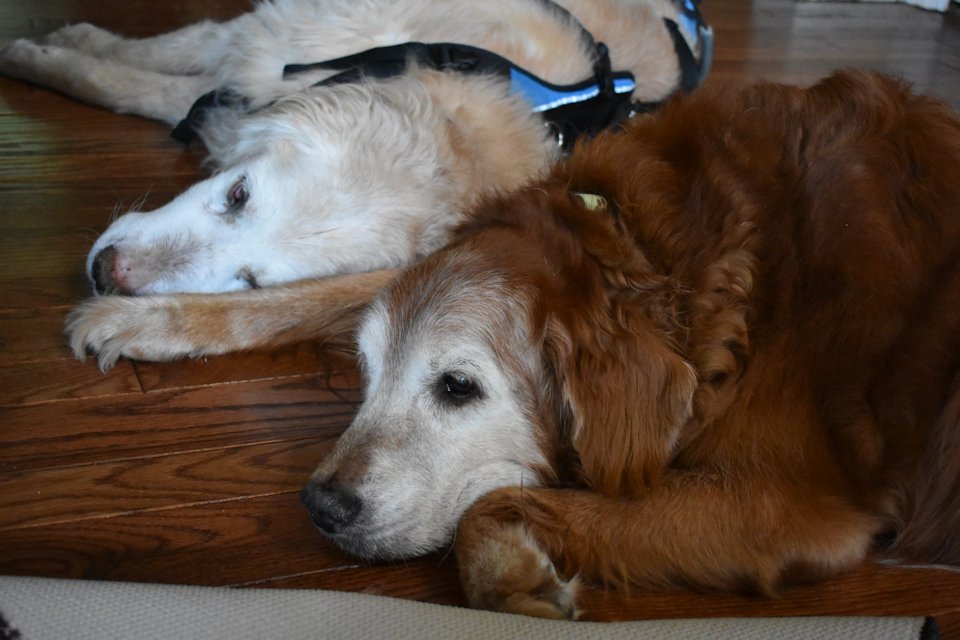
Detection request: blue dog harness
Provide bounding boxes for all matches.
[172,0,712,151]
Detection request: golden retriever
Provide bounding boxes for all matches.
[72,70,960,618]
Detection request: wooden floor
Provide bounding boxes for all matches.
[1,0,959,634]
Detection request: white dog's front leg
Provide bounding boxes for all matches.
[0,40,217,124]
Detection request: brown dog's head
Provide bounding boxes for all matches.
[301,184,697,560]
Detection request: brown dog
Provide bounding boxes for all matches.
[71,70,960,618]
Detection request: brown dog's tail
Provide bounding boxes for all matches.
[66,269,399,371]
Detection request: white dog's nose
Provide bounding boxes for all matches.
[91,245,121,295]
[91,245,146,295]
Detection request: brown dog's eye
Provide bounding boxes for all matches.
[439,372,480,405]
[226,177,248,211]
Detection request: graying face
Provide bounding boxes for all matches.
[301,268,548,560]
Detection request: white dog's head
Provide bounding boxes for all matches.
[87,80,458,295]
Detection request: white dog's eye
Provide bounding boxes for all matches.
[439,372,481,406]
[237,268,260,289]
[226,177,249,211]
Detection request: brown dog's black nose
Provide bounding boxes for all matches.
[300,480,362,534]
[91,245,118,294]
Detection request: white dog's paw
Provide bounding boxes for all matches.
[66,296,200,371]
[0,39,52,80]
[44,23,117,53]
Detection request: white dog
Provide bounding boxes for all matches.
[1,0,709,297]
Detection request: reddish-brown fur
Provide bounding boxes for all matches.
[443,70,960,613]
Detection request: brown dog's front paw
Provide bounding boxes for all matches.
[497,583,579,620]
[458,523,578,620]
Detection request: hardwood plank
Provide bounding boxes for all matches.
[0,438,334,530]
[0,186,200,233]
[940,613,960,640]
[134,343,358,392]
[0,231,90,281]
[702,2,960,109]
[0,149,204,184]
[0,278,89,311]
[0,373,360,471]
[0,307,85,364]
[578,564,960,622]
[0,493,357,585]
[0,359,140,406]
[0,493,458,594]
[0,97,198,156]
[0,115,188,153]
[0,0,247,41]
[245,559,465,606]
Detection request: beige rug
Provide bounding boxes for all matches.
[0,575,940,640]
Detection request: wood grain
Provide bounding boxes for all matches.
[0,439,336,530]
[1,373,360,470]
[0,0,957,633]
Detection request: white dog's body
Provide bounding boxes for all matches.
[1,0,706,296]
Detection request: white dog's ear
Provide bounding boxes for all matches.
[543,293,697,498]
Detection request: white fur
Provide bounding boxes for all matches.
[0,0,697,295]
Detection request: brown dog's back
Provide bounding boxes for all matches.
[558,71,960,563]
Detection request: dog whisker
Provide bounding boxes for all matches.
[107,202,124,224]
[128,191,151,214]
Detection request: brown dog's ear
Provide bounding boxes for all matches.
[545,303,697,497]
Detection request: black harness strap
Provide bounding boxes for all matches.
[283,41,511,84]
[171,0,712,148]
[282,40,636,151]
[668,0,712,94]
